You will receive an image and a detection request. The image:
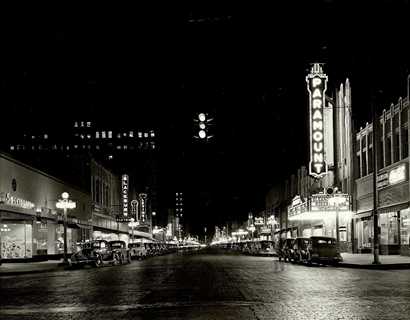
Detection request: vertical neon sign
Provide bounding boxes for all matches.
[122,174,129,216]
[306,63,328,178]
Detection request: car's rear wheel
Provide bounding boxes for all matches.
[94,255,103,268]
[113,253,120,266]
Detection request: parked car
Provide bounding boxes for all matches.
[278,238,295,262]
[306,236,343,265]
[109,240,131,264]
[128,242,147,260]
[291,237,310,263]
[70,240,120,268]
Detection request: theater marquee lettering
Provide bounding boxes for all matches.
[122,174,129,217]
[306,63,328,178]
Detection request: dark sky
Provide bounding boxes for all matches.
[3,1,410,235]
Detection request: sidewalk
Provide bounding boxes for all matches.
[0,259,66,276]
[338,253,410,269]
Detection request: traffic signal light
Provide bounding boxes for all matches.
[194,112,213,140]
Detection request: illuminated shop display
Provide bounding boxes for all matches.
[306,63,328,178]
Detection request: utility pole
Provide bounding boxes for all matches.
[372,96,381,264]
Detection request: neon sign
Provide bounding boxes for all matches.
[306,63,328,178]
[0,192,35,210]
[122,174,129,216]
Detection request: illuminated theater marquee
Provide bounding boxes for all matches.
[306,63,328,178]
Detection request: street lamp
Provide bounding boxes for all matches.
[56,192,76,264]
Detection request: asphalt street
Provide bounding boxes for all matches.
[1,252,410,320]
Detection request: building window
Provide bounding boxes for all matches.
[102,131,106,139]
[394,130,400,163]
[368,146,373,174]
[108,131,112,139]
[74,122,78,127]
[385,136,391,166]
[150,130,155,138]
[361,151,366,176]
[87,134,91,139]
[138,132,143,138]
[356,155,361,178]
[10,145,15,151]
[44,134,48,139]
[96,132,100,139]
[129,131,134,138]
[117,133,121,139]
[87,122,91,127]
[144,132,149,138]
[402,126,408,158]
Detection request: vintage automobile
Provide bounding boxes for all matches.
[109,240,131,264]
[306,236,343,265]
[128,242,147,260]
[70,240,121,268]
[291,237,311,263]
[277,238,295,262]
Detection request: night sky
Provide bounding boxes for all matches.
[3,1,410,235]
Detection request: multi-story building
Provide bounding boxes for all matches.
[355,94,410,255]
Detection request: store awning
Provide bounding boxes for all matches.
[355,210,373,220]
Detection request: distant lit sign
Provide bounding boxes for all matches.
[116,215,131,223]
[0,192,35,210]
[139,193,147,222]
[122,174,129,216]
[254,217,264,225]
[388,164,406,185]
[306,63,328,178]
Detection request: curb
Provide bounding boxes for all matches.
[336,263,410,270]
[0,266,66,277]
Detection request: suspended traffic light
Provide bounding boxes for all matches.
[194,112,213,140]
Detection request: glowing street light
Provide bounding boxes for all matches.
[56,192,76,264]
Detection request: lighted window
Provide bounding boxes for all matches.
[80,134,84,139]
[44,134,48,139]
[129,131,134,137]
[74,122,78,127]
[150,130,155,138]
[123,145,128,150]
[138,132,143,138]
[74,145,78,149]
[87,122,91,127]
[87,134,91,139]
[102,131,106,139]
[10,145,14,151]
[117,145,121,150]
[96,132,100,138]
[32,136,35,139]
[144,132,149,138]
[123,133,127,137]
[81,121,84,127]
[117,133,121,139]
[108,131,112,139]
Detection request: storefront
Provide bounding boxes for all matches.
[1,153,92,261]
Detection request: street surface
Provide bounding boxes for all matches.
[1,252,410,320]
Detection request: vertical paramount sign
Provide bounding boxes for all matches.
[122,174,129,216]
[306,63,328,178]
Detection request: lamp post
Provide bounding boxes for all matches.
[56,192,76,264]
[328,191,346,251]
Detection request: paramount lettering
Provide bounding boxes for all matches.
[307,64,328,178]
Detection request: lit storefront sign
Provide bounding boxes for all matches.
[377,164,407,189]
[288,194,351,221]
[122,174,129,217]
[254,217,264,225]
[0,192,35,210]
[306,63,328,178]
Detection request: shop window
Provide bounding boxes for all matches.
[400,208,410,245]
[1,223,32,258]
[379,212,399,245]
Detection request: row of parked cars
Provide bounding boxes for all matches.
[70,240,178,268]
[278,236,343,265]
